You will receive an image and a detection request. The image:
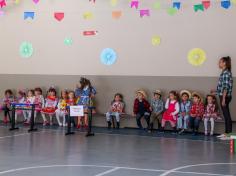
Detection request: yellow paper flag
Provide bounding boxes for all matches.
[152,36,161,46]
[15,0,20,4]
[83,12,93,20]
[231,0,236,4]
[188,48,206,66]
[110,0,118,7]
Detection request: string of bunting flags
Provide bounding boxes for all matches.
[0,0,235,19]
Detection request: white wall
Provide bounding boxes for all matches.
[0,0,235,76]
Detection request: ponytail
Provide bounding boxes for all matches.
[221,56,232,72]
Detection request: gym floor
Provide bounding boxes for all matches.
[0,124,235,176]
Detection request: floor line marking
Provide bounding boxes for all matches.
[0,164,234,176]
[94,167,120,176]
[0,133,30,139]
[160,163,236,176]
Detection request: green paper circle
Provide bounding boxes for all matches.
[64,38,73,45]
[19,42,33,58]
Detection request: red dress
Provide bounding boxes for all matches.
[163,101,178,123]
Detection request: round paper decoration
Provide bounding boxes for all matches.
[19,42,33,58]
[64,37,73,45]
[152,36,161,46]
[188,48,206,66]
[100,48,117,65]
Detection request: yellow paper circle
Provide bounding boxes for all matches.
[152,36,161,46]
[188,48,206,66]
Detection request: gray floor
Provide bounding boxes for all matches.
[0,125,235,176]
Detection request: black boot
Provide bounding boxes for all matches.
[148,123,153,133]
[172,127,177,134]
[107,121,111,129]
[116,122,120,129]
[157,122,161,130]
[159,127,164,133]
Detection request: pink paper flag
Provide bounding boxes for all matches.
[131,0,139,9]
[140,9,150,17]
[54,12,64,21]
[202,1,211,9]
[33,0,39,4]
[0,0,6,8]
[89,0,96,3]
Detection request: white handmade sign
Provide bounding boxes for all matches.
[69,105,84,117]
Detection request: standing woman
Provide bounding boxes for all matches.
[216,56,233,139]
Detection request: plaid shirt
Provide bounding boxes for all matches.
[217,69,233,97]
[190,102,204,118]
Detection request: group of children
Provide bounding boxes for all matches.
[0,78,220,135]
[106,89,220,136]
[0,77,96,129]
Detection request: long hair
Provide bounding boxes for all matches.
[5,89,13,96]
[169,90,179,101]
[205,94,218,112]
[221,56,232,72]
[79,77,92,90]
[111,93,123,104]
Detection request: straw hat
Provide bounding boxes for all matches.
[192,92,202,101]
[136,90,147,98]
[153,90,162,96]
[180,90,191,98]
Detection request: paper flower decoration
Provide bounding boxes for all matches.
[64,38,73,45]
[152,36,161,46]
[188,48,206,66]
[100,48,117,65]
[19,42,33,58]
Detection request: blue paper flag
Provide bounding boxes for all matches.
[100,48,117,66]
[221,0,231,9]
[173,2,181,10]
[24,12,35,20]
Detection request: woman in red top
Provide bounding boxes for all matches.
[189,92,204,135]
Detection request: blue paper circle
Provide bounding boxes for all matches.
[100,48,117,65]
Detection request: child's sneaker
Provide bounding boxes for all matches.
[178,129,185,135]
[58,123,62,127]
[3,116,8,124]
[205,131,208,136]
[84,125,88,129]
[77,124,81,129]
[43,121,49,126]
[210,131,214,136]
[24,121,30,125]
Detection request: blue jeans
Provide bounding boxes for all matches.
[136,113,150,129]
[177,115,189,130]
[189,116,201,132]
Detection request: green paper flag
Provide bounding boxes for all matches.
[194,4,204,12]
[64,38,73,45]
[19,42,33,58]
[167,7,178,16]
[154,1,161,9]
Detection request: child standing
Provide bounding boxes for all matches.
[2,89,15,124]
[66,91,77,127]
[34,87,44,119]
[203,94,219,136]
[177,90,192,134]
[148,90,164,132]
[41,87,58,126]
[15,90,26,123]
[189,92,204,135]
[106,93,125,129]
[133,90,151,130]
[75,77,96,129]
[161,91,179,133]
[23,90,35,124]
[55,90,68,127]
